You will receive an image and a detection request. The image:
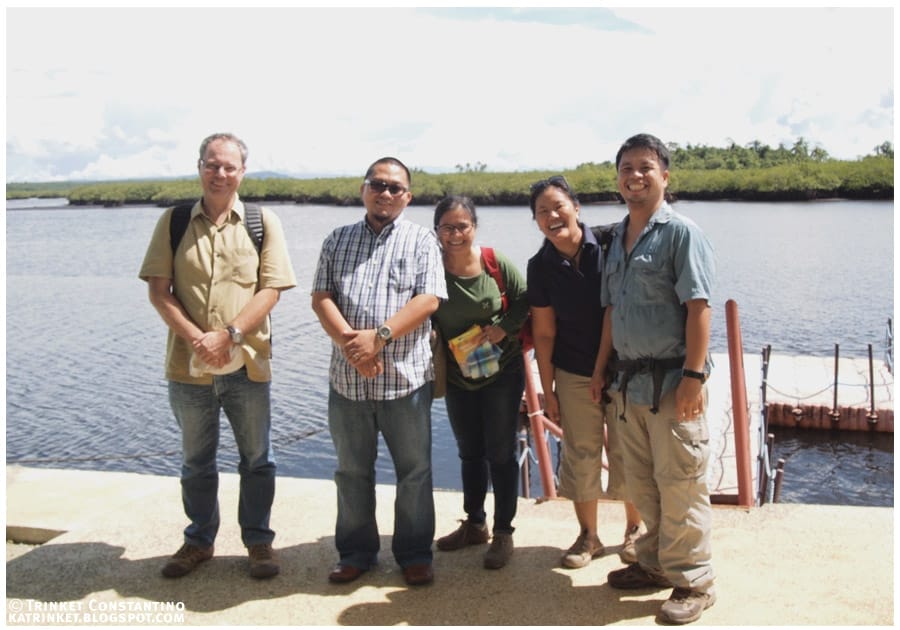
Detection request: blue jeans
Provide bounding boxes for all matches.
[444,359,524,533]
[328,384,435,569]
[168,368,275,548]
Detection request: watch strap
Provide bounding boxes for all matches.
[682,368,707,383]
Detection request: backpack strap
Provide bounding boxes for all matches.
[591,222,618,255]
[242,203,264,253]
[169,202,265,254]
[169,204,193,254]
[480,246,508,312]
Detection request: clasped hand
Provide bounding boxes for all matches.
[341,329,384,379]
[192,330,232,368]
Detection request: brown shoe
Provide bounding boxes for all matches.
[328,564,366,584]
[161,543,214,578]
[608,562,672,590]
[248,543,280,579]
[561,531,604,569]
[436,519,489,551]
[483,532,514,570]
[402,563,434,586]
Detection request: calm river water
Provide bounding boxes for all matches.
[5,199,894,505]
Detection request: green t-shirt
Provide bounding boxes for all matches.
[433,249,529,390]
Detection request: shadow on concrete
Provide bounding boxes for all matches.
[6,539,666,624]
[338,544,663,626]
[6,537,375,613]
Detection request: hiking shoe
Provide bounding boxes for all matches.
[619,524,643,564]
[658,587,716,625]
[248,543,280,579]
[161,543,214,578]
[608,562,672,590]
[561,531,604,568]
[483,532,514,569]
[436,519,489,551]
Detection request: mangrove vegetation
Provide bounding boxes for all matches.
[7,138,894,207]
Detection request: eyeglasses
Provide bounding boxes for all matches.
[200,161,242,175]
[530,175,570,193]
[365,179,408,196]
[435,223,474,235]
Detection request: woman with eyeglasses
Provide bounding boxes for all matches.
[430,195,528,570]
[526,176,644,570]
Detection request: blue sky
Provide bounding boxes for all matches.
[5,6,895,182]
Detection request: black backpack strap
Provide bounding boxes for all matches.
[241,203,271,349]
[170,202,264,254]
[243,203,264,253]
[169,204,193,254]
[591,222,618,255]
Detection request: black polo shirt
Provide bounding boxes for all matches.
[526,222,606,377]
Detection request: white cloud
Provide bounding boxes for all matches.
[5,6,894,182]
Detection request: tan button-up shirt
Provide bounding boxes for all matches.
[139,198,296,384]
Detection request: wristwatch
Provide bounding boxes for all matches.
[226,325,244,344]
[682,368,708,384]
[376,324,393,346]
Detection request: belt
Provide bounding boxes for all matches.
[611,356,685,419]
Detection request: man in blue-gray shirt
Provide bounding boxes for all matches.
[312,157,447,588]
[592,134,716,625]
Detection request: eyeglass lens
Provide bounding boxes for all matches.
[437,224,472,235]
[202,161,241,175]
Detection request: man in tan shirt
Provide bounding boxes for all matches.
[139,132,296,579]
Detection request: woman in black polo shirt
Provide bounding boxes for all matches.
[526,176,643,569]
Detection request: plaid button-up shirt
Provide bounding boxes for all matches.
[313,214,447,401]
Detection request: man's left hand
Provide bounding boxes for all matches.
[675,377,705,421]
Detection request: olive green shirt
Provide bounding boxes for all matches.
[433,248,529,391]
[139,198,297,384]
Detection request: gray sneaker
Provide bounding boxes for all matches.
[658,587,716,625]
[483,532,513,570]
[561,531,604,569]
[619,524,643,564]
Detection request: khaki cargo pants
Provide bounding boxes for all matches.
[611,386,715,592]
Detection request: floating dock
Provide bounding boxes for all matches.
[704,348,893,503]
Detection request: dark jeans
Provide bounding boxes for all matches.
[168,368,275,548]
[328,383,435,569]
[444,358,525,533]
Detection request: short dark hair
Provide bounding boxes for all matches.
[198,132,248,165]
[433,195,478,229]
[365,157,412,188]
[615,133,670,171]
[528,175,579,218]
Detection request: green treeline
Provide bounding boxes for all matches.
[7,139,894,207]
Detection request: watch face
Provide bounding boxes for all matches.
[377,326,391,340]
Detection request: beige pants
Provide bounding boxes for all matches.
[615,386,715,592]
[554,368,627,502]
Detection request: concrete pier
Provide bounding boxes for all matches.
[6,465,894,626]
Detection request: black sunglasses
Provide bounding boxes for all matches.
[365,179,407,196]
[529,175,570,193]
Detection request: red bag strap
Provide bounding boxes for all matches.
[480,246,508,312]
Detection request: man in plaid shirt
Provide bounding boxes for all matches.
[312,157,447,587]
